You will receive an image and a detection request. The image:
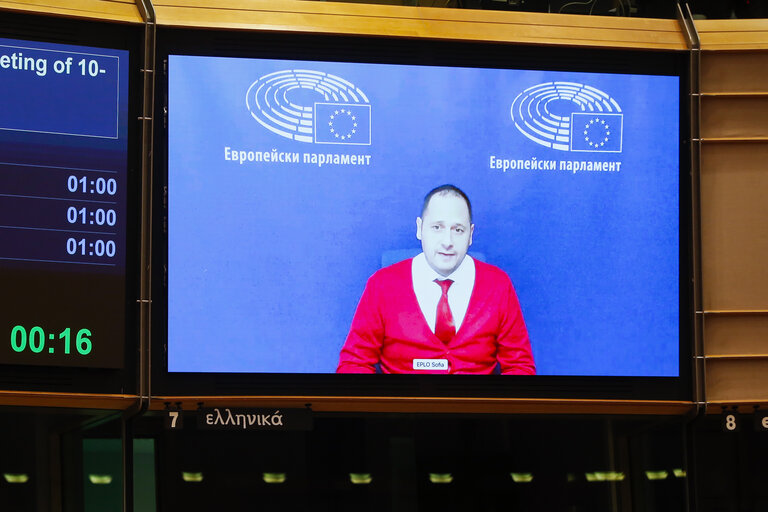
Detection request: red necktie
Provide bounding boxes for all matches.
[434,279,456,343]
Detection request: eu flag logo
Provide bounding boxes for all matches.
[314,103,371,145]
[570,113,623,153]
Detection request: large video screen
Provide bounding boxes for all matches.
[166,53,680,378]
[0,37,130,368]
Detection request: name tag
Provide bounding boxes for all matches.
[413,359,449,371]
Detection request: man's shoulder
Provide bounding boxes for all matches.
[474,258,509,277]
[367,258,413,286]
[474,259,514,289]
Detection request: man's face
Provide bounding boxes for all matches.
[416,193,474,277]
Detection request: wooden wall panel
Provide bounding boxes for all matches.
[701,52,768,93]
[0,0,142,23]
[700,143,768,311]
[149,395,694,415]
[0,391,137,409]
[705,359,768,403]
[704,315,768,356]
[153,0,687,50]
[699,43,768,408]
[697,19,768,51]
[700,97,768,139]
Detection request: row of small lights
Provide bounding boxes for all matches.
[0,469,688,486]
[0,474,112,485]
[174,469,687,485]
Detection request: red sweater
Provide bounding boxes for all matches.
[337,258,535,375]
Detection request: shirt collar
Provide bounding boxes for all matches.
[413,252,474,286]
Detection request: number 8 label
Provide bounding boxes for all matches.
[723,413,739,432]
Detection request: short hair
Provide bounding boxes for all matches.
[421,184,473,223]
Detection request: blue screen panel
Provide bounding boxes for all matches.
[167,55,680,377]
[0,38,130,368]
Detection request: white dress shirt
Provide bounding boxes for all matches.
[411,252,476,334]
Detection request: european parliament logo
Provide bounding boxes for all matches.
[246,69,371,145]
[510,82,623,153]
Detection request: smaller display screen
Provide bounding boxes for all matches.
[0,37,130,368]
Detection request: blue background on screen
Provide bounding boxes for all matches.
[0,40,122,138]
[0,38,130,272]
[168,55,680,376]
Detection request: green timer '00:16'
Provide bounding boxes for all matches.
[10,326,92,355]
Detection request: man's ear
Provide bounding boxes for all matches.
[416,217,423,241]
[469,224,474,246]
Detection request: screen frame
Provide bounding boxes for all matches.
[0,11,143,394]
[152,26,693,402]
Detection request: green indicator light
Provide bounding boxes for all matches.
[585,471,625,482]
[350,473,372,484]
[429,473,453,484]
[182,472,203,483]
[3,474,29,484]
[263,473,286,484]
[49,347,54,353]
[510,472,534,483]
[88,474,113,485]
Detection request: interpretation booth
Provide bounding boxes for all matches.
[1,0,768,510]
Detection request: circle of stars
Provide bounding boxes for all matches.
[328,108,358,141]
[583,117,611,148]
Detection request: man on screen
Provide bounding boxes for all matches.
[337,185,535,375]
